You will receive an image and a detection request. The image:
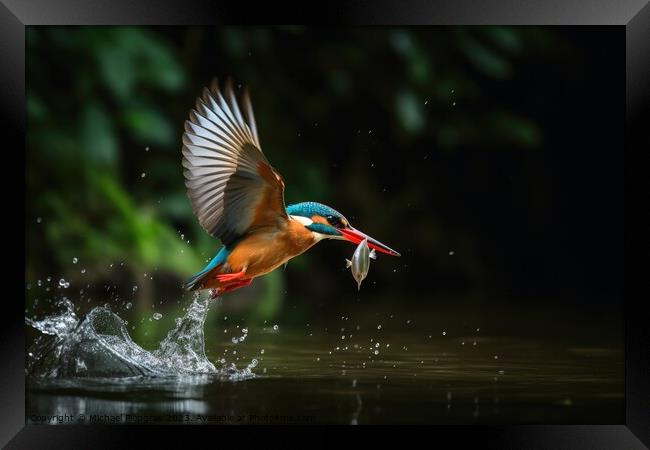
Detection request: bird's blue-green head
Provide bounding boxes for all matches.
[287,202,349,237]
[286,201,400,256]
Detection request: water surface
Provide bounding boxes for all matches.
[26,300,623,425]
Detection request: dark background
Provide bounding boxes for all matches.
[25,26,623,342]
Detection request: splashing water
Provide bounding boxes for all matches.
[26,295,256,381]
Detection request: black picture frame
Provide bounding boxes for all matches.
[2,0,643,447]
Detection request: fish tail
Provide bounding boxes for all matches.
[346,259,352,268]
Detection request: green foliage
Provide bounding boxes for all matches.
[395,89,425,134]
[249,270,285,322]
[81,103,119,168]
[93,28,186,101]
[120,104,175,146]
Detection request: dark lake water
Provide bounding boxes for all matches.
[26,303,624,424]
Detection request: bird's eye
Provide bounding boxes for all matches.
[326,215,341,227]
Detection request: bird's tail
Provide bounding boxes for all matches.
[182,270,210,291]
[183,246,231,291]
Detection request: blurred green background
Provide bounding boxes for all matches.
[25,26,623,345]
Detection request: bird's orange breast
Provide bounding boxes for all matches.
[224,219,316,278]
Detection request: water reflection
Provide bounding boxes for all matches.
[27,330,624,424]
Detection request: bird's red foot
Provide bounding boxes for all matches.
[216,270,247,283]
[222,278,253,294]
[209,272,252,298]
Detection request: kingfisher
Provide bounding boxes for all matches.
[181,78,400,297]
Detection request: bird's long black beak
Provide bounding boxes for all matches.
[338,227,401,256]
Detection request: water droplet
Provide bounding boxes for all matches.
[153,313,162,320]
[449,250,455,256]
[452,101,457,106]
[37,280,42,286]
[494,355,499,360]
[80,268,86,274]
[36,217,42,223]
[374,350,379,355]
[377,325,382,330]
[72,257,78,264]
[59,278,69,288]
[260,349,265,354]
[141,172,146,178]
[231,337,239,344]
[273,324,278,331]
[132,286,138,292]
[145,146,150,152]
[442,331,447,336]
[125,302,132,310]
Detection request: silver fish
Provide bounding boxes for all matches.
[345,239,377,290]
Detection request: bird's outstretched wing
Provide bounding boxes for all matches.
[182,78,288,247]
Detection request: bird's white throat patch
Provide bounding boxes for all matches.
[290,215,313,226]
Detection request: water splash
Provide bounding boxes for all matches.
[26,295,256,381]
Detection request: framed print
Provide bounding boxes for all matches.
[1,0,645,448]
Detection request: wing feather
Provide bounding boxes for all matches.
[182,78,288,246]
[242,89,260,148]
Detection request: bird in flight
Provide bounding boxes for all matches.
[181,78,400,297]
